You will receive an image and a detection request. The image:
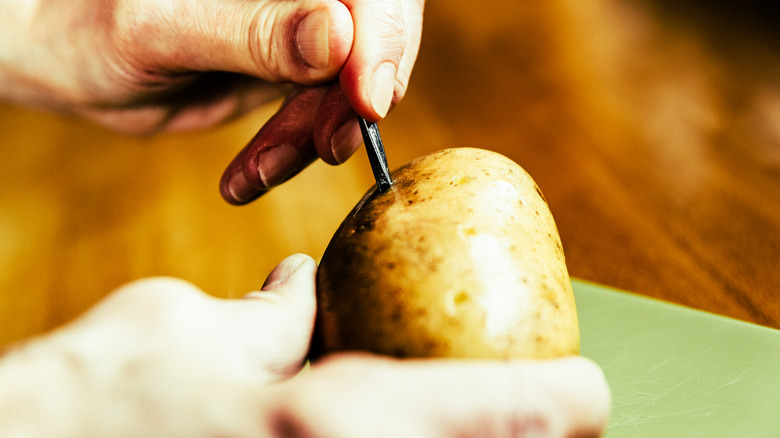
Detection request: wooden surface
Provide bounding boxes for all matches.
[2,0,779,345]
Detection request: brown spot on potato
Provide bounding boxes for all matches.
[454,291,470,304]
[534,184,546,202]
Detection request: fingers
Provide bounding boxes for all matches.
[79,73,288,135]
[243,0,354,82]
[254,253,318,312]
[313,83,363,165]
[339,0,426,120]
[212,0,425,204]
[219,82,363,205]
[236,254,318,381]
[161,73,289,133]
[267,354,610,438]
[112,0,423,120]
[220,86,328,205]
[115,0,354,85]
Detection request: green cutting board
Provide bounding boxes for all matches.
[574,279,780,437]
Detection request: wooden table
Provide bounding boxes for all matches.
[2,0,779,345]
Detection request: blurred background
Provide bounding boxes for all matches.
[2,0,779,345]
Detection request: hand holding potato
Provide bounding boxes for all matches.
[0,254,609,437]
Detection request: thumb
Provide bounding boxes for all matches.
[258,253,318,297]
[123,0,354,83]
[232,254,318,380]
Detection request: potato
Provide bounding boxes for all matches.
[311,148,579,360]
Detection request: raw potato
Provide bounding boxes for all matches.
[311,148,579,360]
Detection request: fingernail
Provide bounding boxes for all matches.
[331,119,362,164]
[256,143,303,188]
[262,254,312,288]
[225,171,264,205]
[370,62,396,118]
[297,8,330,69]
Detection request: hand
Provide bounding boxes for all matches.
[0,254,610,437]
[0,0,425,203]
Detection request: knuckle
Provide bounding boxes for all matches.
[106,277,207,321]
[247,5,289,82]
[374,5,409,64]
[108,3,169,69]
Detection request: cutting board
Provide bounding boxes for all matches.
[574,280,780,437]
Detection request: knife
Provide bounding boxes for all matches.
[357,117,393,192]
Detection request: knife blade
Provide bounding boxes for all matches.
[357,117,393,192]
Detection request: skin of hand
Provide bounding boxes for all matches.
[0,0,425,204]
[0,254,611,437]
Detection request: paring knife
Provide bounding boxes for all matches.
[357,117,393,192]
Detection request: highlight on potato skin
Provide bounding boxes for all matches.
[311,148,579,361]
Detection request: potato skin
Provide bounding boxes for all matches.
[311,148,579,360]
